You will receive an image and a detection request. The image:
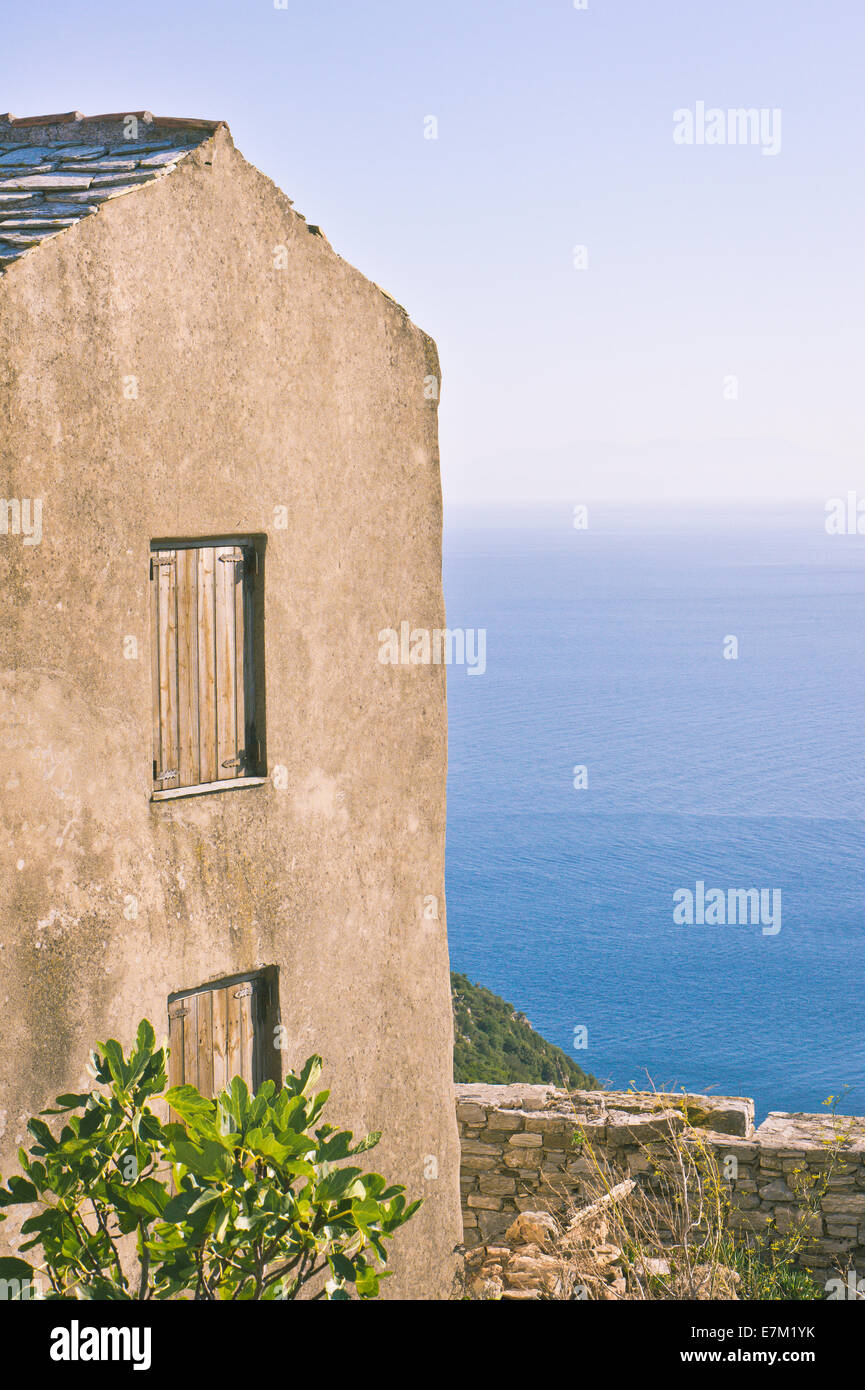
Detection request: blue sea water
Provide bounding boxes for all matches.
[443,507,865,1123]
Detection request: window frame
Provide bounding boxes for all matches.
[149,534,266,802]
[167,966,280,1098]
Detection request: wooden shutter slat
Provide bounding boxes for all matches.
[212,987,228,1095]
[168,1005,185,1091]
[156,550,179,784]
[226,986,243,1083]
[196,987,214,1098]
[197,547,218,784]
[238,985,255,1091]
[215,547,238,780]
[182,995,198,1093]
[176,547,200,788]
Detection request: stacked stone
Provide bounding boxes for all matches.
[464,1210,567,1301]
[711,1113,865,1280]
[456,1083,865,1280]
[458,1084,591,1246]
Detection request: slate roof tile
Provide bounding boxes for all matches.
[70,158,139,172]
[0,173,95,189]
[0,229,67,245]
[0,218,80,229]
[88,170,164,186]
[0,111,221,273]
[0,148,59,166]
[4,201,98,217]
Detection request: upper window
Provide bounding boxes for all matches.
[150,539,263,799]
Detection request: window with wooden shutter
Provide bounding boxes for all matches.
[150,539,264,800]
[167,968,279,1098]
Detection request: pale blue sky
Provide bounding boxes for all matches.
[3,1,862,504]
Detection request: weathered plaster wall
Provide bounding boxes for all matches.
[0,123,460,1298]
[456,1084,865,1283]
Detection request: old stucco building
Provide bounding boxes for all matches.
[0,110,460,1297]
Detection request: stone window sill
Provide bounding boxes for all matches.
[151,776,268,803]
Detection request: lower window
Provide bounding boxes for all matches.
[167,968,279,1097]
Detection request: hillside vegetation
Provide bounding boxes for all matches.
[452,973,601,1089]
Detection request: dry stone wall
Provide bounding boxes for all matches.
[456,1083,865,1281]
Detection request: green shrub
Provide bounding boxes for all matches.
[0,1021,418,1300]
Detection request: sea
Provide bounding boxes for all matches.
[443,505,865,1123]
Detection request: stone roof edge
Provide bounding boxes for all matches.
[0,113,225,148]
[0,111,223,130]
